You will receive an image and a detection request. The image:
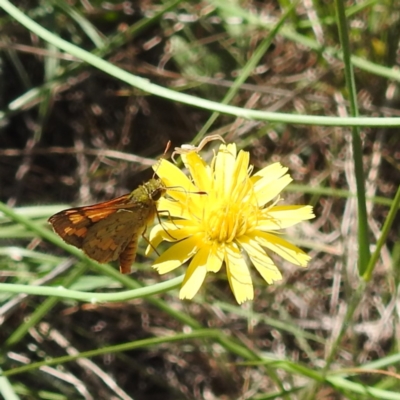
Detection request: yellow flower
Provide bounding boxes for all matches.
[148,143,315,304]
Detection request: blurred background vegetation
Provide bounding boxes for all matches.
[0,0,399,399]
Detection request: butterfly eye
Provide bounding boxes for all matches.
[151,187,166,201]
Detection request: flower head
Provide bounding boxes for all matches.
[148,143,315,303]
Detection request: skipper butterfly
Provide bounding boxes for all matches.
[48,178,166,274]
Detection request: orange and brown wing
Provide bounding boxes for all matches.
[48,207,123,249]
[81,209,140,266]
[48,194,136,248]
[49,192,159,273]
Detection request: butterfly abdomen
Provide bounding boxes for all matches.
[118,228,145,274]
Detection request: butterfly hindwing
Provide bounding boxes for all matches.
[82,209,141,264]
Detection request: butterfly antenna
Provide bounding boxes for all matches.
[153,140,172,178]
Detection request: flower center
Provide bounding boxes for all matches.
[206,199,258,243]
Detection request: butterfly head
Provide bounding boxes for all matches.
[144,178,167,201]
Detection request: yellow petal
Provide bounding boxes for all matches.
[158,197,185,216]
[253,162,288,183]
[158,198,198,220]
[270,205,315,218]
[258,205,315,230]
[184,152,213,192]
[214,144,237,197]
[225,243,253,304]
[179,247,210,299]
[152,235,200,274]
[147,219,199,255]
[155,159,197,199]
[231,150,250,190]
[253,231,311,266]
[254,175,292,206]
[228,151,253,203]
[238,236,282,284]
[207,242,224,273]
